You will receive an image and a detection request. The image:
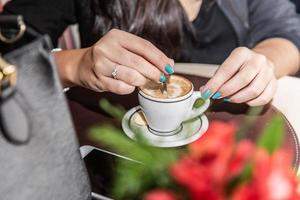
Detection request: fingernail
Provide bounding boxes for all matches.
[224,98,231,102]
[159,75,166,83]
[165,64,174,75]
[202,89,212,100]
[212,91,222,99]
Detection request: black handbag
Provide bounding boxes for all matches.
[0,15,91,200]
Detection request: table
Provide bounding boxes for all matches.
[67,63,300,170]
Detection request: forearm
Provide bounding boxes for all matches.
[53,48,92,87]
[253,38,300,78]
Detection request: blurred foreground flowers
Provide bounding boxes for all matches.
[90,100,300,200]
[169,121,299,200]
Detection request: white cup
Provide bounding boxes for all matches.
[138,81,210,136]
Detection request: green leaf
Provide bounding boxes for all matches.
[89,124,181,163]
[257,114,284,154]
[99,99,127,121]
[112,160,148,199]
[239,161,253,182]
[89,125,152,161]
[193,98,205,108]
[89,124,182,199]
[226,161,253,196]
[90,98,184,199]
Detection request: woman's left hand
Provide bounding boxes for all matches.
[201,47,278,106]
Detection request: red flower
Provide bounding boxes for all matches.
[170,157,201,188]
[232,183,261,200]
[255,150,300,200]
[232,149,300,200]
[170,156,225,200]
[188,121,237,184]
[144,189,179,200]
[170,155,229,200]
[170,121,239,200]
[228,139,254,177]
[168,120,300,200]
[189,121,236,159]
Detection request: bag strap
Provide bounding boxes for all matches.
[0,55,30,144]
[0,15,41,54]
[0,15,31,144]
[0,15,26,44]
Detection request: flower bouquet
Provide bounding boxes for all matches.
[90,101,300,200]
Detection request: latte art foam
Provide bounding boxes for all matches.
[140,75,192,99]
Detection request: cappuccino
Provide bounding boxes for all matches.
[140,75,192,99]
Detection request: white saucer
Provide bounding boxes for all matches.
[122,106,209,148]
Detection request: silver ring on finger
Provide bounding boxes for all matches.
[111,65,118,80]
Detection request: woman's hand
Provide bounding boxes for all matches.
[56,29,174,94]
[201,47,278,106]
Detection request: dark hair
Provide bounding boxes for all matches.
[90,0,190,59]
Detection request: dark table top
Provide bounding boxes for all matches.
[67,74,300,170]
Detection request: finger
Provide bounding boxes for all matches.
[247,78,278,106]
[202,47,251,97]
[230,66,273,103]
[93,55,147,87]
[93,54,117,77]
[98,75,135,95]
[113,65,147,87]
[217,65,258,98]
[218,57,265,98]
[115,29,175,72]
[94,29,172,82]
[93,38,164,82]
[113,47,164,82]
[80,72,107,92]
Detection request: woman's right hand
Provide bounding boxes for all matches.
[56,29,174,94]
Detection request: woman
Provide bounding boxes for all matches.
[2,0,300,106]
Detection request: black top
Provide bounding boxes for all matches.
[3,0,236,64]
[180,1,237,64]
[2,0,297,65]
[2,0,85,46]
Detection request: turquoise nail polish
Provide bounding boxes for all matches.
[165,64,174,74]
[224,98,231,102]
[202,89,212,100]
[212,91,222,100]
[159,75,166,83]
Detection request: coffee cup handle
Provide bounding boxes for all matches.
[184,91,210,121]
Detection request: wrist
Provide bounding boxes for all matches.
[53,51,76,88]
[53,48,91,88]
[252,48,276,76]
[253,38,300,77]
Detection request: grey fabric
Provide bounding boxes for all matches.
[0,36,91,200]
[0,95,30,143]
[217,0,249,45]
[217,0,300,49]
